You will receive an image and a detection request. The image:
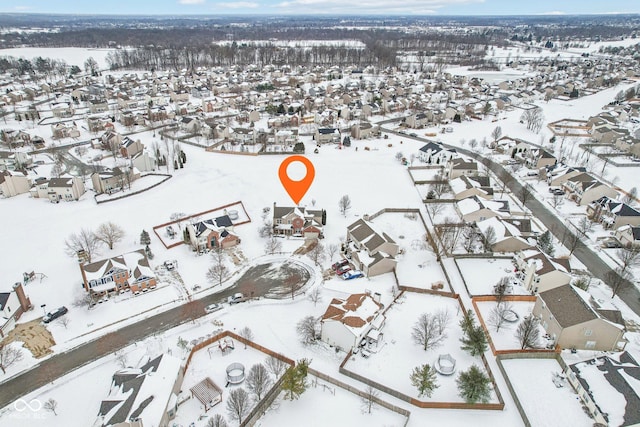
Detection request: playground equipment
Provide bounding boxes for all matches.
[23,271,47,285]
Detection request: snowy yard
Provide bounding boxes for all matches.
[344,292,499,403]
[455,257,530,296]
[475,300,543,351]
[501,358,592,427]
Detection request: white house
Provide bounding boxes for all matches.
[320,293,385,352]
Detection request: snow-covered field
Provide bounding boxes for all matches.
[501,358,592,427]
[475,300,541,351]
[0,47,114,69]
[455,257,523,296]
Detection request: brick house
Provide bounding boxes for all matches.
[0,283,32,338]
[80,249,157,295]
[186,215,241,252]
[272,205,325,238]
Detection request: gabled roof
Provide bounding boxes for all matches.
[347,218,395,253]
[46,177,76,188]
[539,284,597,327]
[321,293,382,331]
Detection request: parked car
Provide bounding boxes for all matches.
[552,189,564,196]
[336,265,352,275]
[409,132,418,137]
[164,260,176,271]
[228,293,246,304]
[332,259,349,271]
[342,270,364,280]
[205,303,222,313]
[43,306,68,323]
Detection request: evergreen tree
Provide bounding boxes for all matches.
[140,230,151,246]
[145,244,154,260]
[281,359,310,400]
[459,309,476,336]
[537,230,554,256]
[409,364,439,397]
[461,325,488,356]
[456,365,492,403]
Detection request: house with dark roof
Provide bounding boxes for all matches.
[95,354,182,427]
[515,249,571,293]
[566,351,640,427]
[346,218,398,277]
[587,196,640,229]
[272,205,325,238]
[186,215,240,252]
[120,136,144,158]
[449,175,493,200]
[562,173,617,206]
[417,141,456,165]
[320,293,384,352]
[456,195,511,223]
[446,158,479,179]
[30,175,86,202]
[476,217,534,253]
[615,225,640,247]
[91,167,138,195]
[532,284,627,351]
[80,249,156,296]
[314,127,340,144]
[0,169,31,198]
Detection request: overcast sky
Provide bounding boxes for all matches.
[3,0,639,16]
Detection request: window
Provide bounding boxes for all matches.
[584,329,593,337]
[585,341,596,349]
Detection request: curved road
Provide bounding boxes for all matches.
[382,126,640,315]
[0,260,313,409]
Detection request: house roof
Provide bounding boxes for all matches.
[47,177,75,188]
[539,284,596,327]
[321,293,382,331]
[347,218,395,254]
[593,196,640,218]
[82,249,154,285]
[0,292,10,311]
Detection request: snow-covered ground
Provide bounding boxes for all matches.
[0,47,115,69]
[456,257,527,296]
[500,358,592,427]
[475,300,543,351]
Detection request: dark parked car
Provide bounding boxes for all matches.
[332,259,349,271]
[43,306,68,323]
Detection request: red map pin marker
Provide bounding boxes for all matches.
[278,155,315,205]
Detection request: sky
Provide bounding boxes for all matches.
[1,0,639,16]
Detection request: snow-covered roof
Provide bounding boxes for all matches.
[321,293,383,336]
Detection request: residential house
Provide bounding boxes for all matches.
[587,196,640,229]
[132,150,157,173]
[272,205,325,238]
[418,141,456,165]
[547,166,587,187]
[450,175,493,200]
[515,249,571,293]
[615,225,640,247]
[456,196,510,223]
[346,218,398,277]
[231,127,256,145]
[566,352,640,427]
[0,283,31,338]
[0,170,30,197]
[526,148,557,169]
[80,249,157,295]
[91,167,137,195]
[51,102,75,118]
[405,112,430,128]
[320,293,385,352]
[315,127,341,144]
[476,217,534,253]
[51,122,80,139]
[350,121,379,140]
[44,176,86,202]
[446,158,479,179]
[0,151,32,171]
[533,284,627,351]
[180,116,201,134]
[120,136,144,159]
[88,99,109,114]
[94,354,182,427]
[562,173,617,206]
[186,216,240,252]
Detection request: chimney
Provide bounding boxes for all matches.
[13,282,31,312]
[373,292,382,304]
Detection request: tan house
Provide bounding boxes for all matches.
[615,225,640,247]
[80,249,156,295]
[562,174,617,206]
[0,170,31,197]
[91,167,137,195]
[51,122,80,139]
[446,158,479,179]
[320,293,385,352]
[43,176,86,202]
[476,217,534,253]
[315,127,341,144]
[456,196,510,223]
[533,284,627,351]
[350,121,379,139]
[587,196,640,229]
[346,218,398,277]
[186,216,240,252]
[120,136,144,158]
[450,175,493,200]
[515,249,571,293]
[272,205,325,238]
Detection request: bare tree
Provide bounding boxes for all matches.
[239,326,254,349]
[226,388,250,424]
[434,309,450,336]
[411,313,446,351]
[43,398,58,415]
[576,217,593,236]
[64,228,101,262]
[491,126,502,143]
[489,302,513,332]
[515,315,540,349]
[483,225,497,252]
[246,363,272,400]
[207,414,228,427]
[325,243,339,262]
[493,276,511,305]
[115,351,128,368]
[308,287,322,306]
[95,222,125,250]
[308,241,326,266]
[265,355,287,378]
[264,236,283,255]
[58,317,70,329]
[361,386,379,414]
[550,194,564,208]
[429,173,449,197]
[608,268,630,298]
[338,194,352,217]
[0,342,23,374]
[296,316,318,344]
[518,183,533,210]
[206,247,229,286]
[616,245,640,273]
[520,108,545,133]
[562,228,581,256]
[427,202,445,220]
[622,187,638,205]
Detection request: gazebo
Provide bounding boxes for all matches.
[190,377,223,411]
